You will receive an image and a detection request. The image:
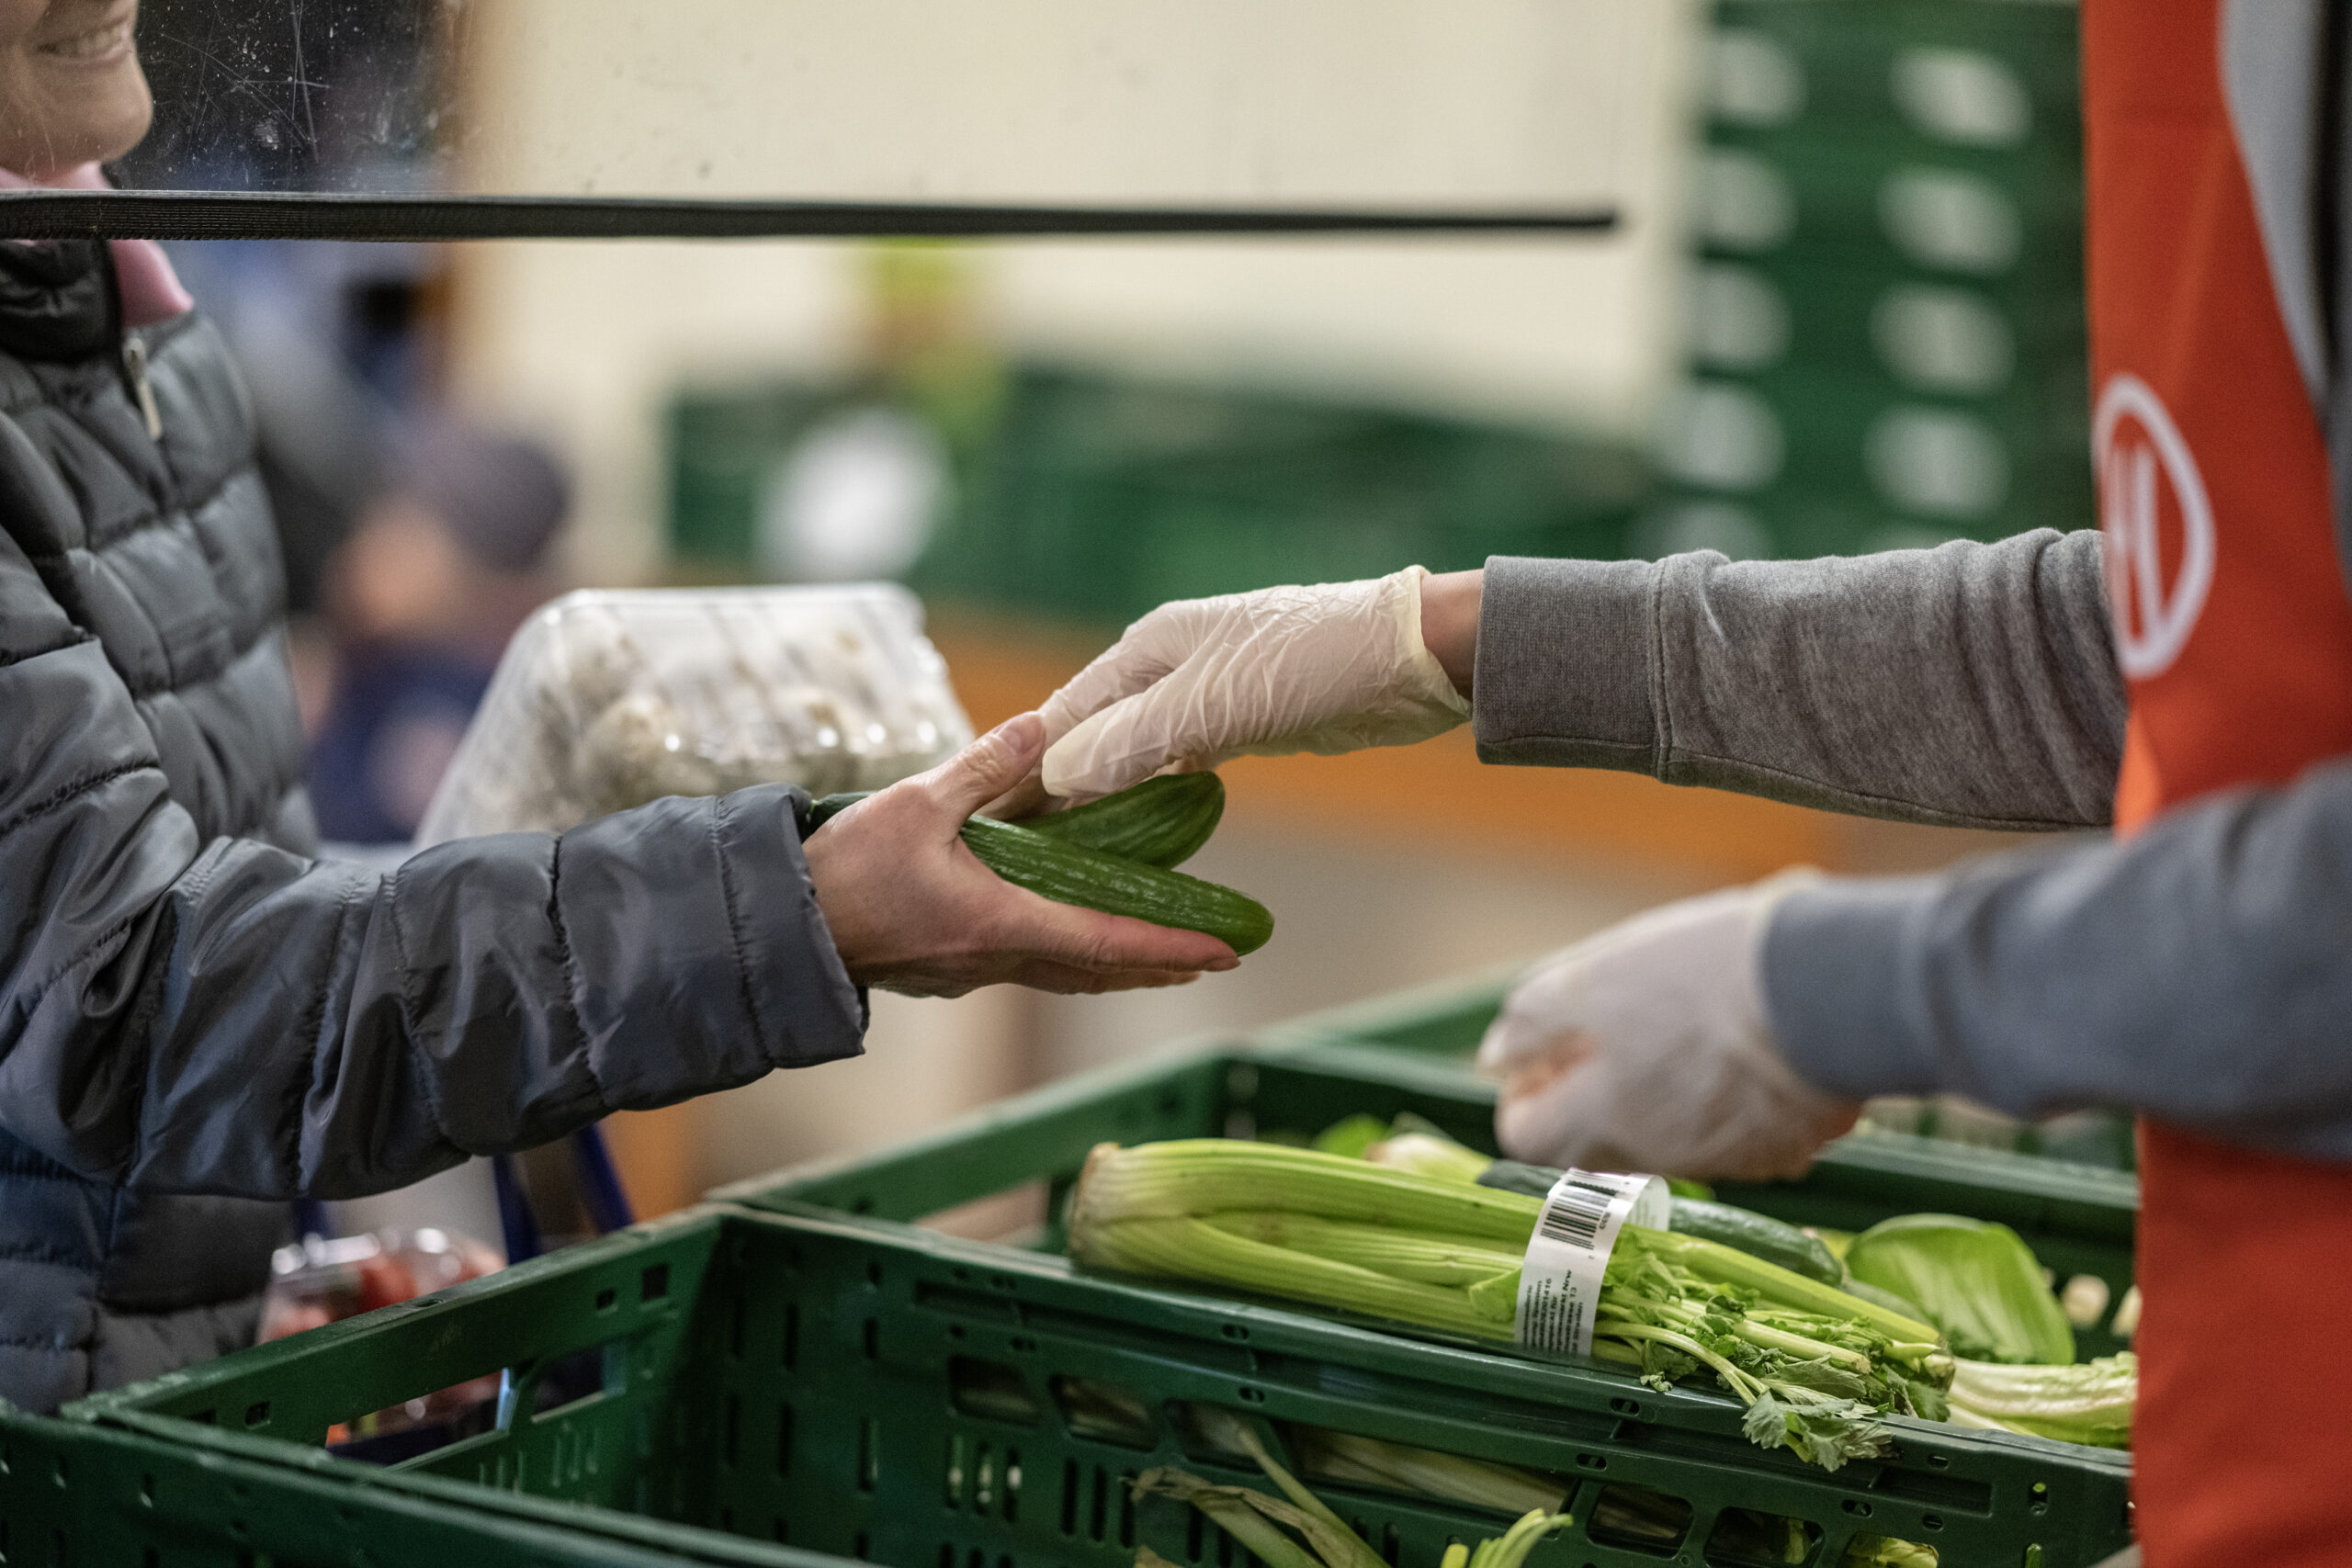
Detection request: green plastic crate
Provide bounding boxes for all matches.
[62,1198,2132,1568]
[939,368,1650,623]
[1690,254,2087,387]
[663,364,1654,627]
[1708,0,2083,132]
[713,1039,2137,1359]
[0,1386,835,1568]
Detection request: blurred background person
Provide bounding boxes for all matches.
[304,422,571,845]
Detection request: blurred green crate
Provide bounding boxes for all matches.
[1720,358,2091,452]
[1708,0,2082,138]
[0,1386,832,1568]
[1690,251,2086,386]
[1706,123,2082,208]
[665,365,1653,626]
[667,383,846,572]
[62,1183,2133,1568]
[1683,0,2090,568]
[1694,141,2082,278]
[938,368,1652,622]
[1657,367,2094,554]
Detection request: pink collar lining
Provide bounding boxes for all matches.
[0,164,193,327]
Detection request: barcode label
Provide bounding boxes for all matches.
[1534,1178,1615,1251]
[1514,1168,1670,1357]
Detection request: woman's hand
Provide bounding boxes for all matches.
[806,713,1241,997]
[995,566,1475,815]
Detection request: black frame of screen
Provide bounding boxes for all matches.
[0,191,1619,243]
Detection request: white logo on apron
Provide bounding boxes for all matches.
[2095,374,2215,679]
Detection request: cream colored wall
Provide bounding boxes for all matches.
[450,0,1634,205]
[447,0,1697,582]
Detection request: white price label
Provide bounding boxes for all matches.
[1514,1168,1670,1356]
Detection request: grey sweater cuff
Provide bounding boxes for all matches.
[1759,880,1943,1101]
[1472,555,1663,771]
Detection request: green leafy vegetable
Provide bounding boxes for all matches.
[1843,1214,2075,1365]
[1839,1277,1931,1325]
[1365,1133,1494,1186]
[1310,1114,1392,1161]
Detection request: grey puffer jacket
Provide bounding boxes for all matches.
[0,242,865,1414]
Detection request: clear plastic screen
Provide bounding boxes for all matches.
[99,0,1630,217]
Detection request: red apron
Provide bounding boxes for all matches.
[2083,3,2352,1560]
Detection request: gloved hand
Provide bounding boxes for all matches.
[1030,567,1471,804]
[1475,874,1860,1181]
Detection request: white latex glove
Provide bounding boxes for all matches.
[1036,567,1470,802]
[1475,874,1860,1181]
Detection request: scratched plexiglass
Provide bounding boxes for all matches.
[108,0,1632,211]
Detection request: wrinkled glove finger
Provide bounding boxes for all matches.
[1043,682,1240,802]
[1036,606,1202,743]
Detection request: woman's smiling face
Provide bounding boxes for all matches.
[0,0,148,177]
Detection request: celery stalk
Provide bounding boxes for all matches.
[1131,1471,1330,1568]
[1073,1141,1540,1245]
[1076,1215,1507,1339]
[1203,1212,1525,1289]
[1287,1427,1565,1516]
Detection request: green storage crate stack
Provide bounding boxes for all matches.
[931,369,1652,625]
[1649,0,2091,561]
[29,1041,2136,1567]
[666,367,1655,628]
[667,383,848,574]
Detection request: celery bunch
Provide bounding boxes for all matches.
[1068,1140,1953,1470]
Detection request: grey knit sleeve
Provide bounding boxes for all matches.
[1765,753,2352,1160]
[1470,530,2127,829]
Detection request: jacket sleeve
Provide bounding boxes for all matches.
[1763,752,2352,1160]
[1470,529,2128,829]
[0,529,865,1201]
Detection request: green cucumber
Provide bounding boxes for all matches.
[1667,1198,1846,1287]
[808,791,870,829]
[1023,772,1225,868]
[807,788,1271,954]
[1475,1167,1845,1287]
[959,815,1272,953]
[1475,1159,1559,1199]
[810,773,1227,868]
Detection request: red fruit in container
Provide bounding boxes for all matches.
[355,1253,419,1313]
